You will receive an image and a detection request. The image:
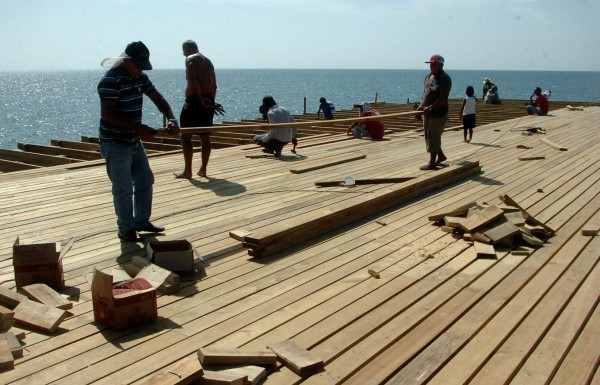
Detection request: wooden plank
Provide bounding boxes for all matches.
[0,148,79,166]
[581,228,599,236]
[199,369,247,385]
[198,347,278,366]
[458,205,505,233]
[473,241,496,258]
[290,153,366,174]
[228,229,251,242]
[482,220,521,245]
[0,287,28,308]
[0,332,23,358]
[19,283,72,310]
[18,143,102,161]
[518,156,546,161]
[314,177,414,187]
[201,365,267,385]
[138,355,203,385]
[13,299,68,334]
[0,159,43,172]
[0,340,14,371]
[499,194,556,235]
[539,137,568,151]
[268,340,324,377]
[427,201,477,222]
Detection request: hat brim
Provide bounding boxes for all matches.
[133,60,152,70]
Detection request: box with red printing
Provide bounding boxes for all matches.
[91,269,157,329]
[13,237,72,290]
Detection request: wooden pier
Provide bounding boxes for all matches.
[0,101,598,384]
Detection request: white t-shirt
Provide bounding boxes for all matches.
[463,96,477,116]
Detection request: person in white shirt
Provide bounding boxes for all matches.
[459,85,477,143]
[254,95,298,156]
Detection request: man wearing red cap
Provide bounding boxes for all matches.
[418,54,452,170]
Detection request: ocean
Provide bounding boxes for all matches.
[0,69,598,150]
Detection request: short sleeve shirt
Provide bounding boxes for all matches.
[422,70,452,118]
[362,109,385,139]
[97,66,156,142]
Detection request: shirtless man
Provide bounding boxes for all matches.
[174,39,217,178]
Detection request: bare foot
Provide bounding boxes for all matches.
[173,172,192,179]
[197,168,207,178]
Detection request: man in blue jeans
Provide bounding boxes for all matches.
[98,41,179,242]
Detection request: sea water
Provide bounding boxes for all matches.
[0,69,598,149]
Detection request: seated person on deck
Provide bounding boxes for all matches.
[526,87,549,116]
[347,101,385,139]
[253,95,298,156]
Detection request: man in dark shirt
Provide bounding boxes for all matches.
[97,41,179,242]
[316,97,334,120]
[418,54,452,170]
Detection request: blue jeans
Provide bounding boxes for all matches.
[253,133,286,153]
[527,105,546,115]
[99,140,154,232]
[352,125,370,139]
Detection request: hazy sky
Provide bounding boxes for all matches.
[1,0,598,71]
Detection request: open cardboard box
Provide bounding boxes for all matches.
[13,237,73,290]
[91,268,157,329]
[147,240,199,273]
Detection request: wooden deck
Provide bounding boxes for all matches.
[0,104,599,384]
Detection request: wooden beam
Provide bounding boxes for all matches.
[17,143,102,161]
[13,299,68,334]
[0,158,43,172]
[19,283,72,310]
[138,355,203,385]
[267,340,324,377]
[177,110,419,135]
[0,148,78,166]
[197,347,278,366]
[539,137,568,151]
[315,177,415,187]
[290,154,366,174]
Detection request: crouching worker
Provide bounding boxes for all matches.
[253,95,298,157]
[347,101,385,140]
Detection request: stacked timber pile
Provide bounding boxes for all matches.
[429,193,555,258]
[230,161,482,257]
[1,99,593,173]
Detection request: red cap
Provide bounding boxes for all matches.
[425,54,444,64]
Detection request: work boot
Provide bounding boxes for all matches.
[118,230,138,242]
[135,222,165,233]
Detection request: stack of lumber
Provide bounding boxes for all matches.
[141,344,323,384]
[429,194,555,258]
[231,161,482,257]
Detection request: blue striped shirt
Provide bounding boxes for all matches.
[97,67,156,142]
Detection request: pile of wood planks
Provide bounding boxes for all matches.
[428,194,555,258]
[231,161,482,257]
[141,342,323,384]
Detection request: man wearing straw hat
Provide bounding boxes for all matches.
[97,41,179,242]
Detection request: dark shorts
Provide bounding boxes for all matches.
[180,94,214,136]
[462,114,476,129]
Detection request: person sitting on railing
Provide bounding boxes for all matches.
[254,95,298,157]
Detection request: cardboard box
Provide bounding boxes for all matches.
[91,269,157,329]
[13,237,72,290]
[147,240,197,273]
